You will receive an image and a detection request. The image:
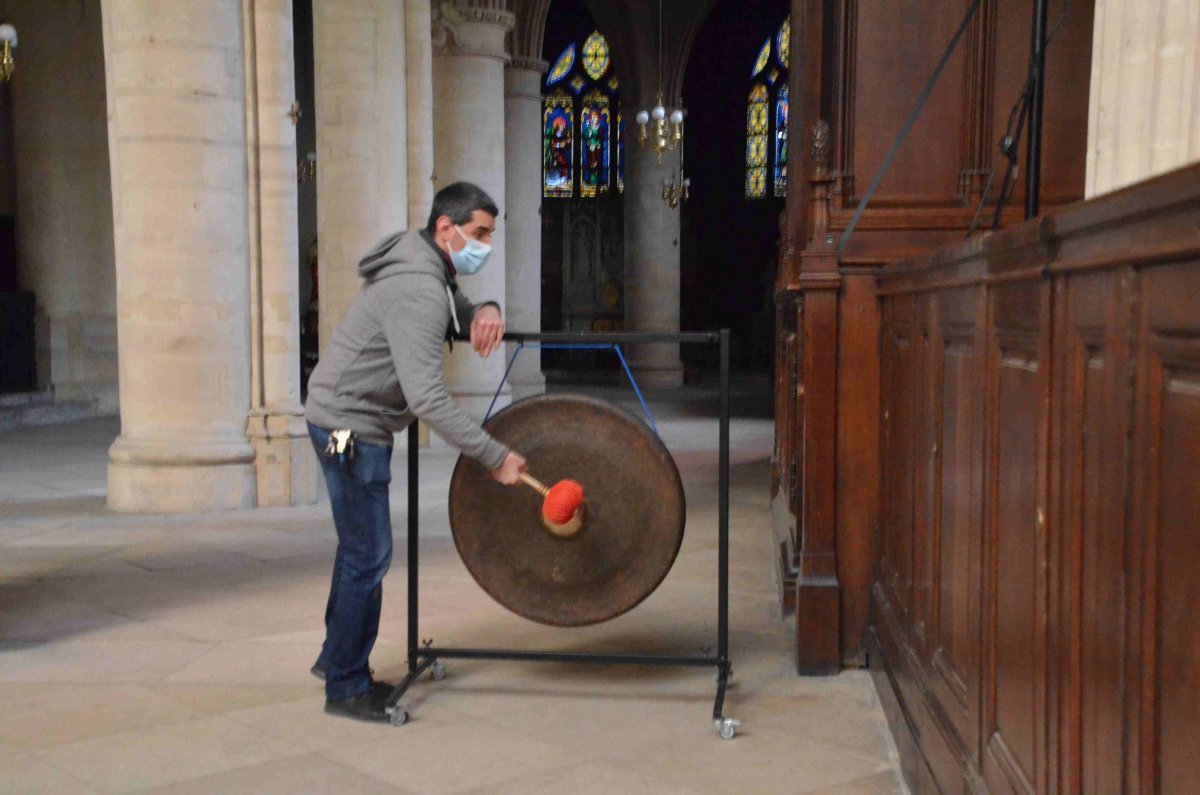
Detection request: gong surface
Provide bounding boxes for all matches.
[448,394,685,627]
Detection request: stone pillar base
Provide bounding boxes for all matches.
[630,361,684,389]
[108,436,257,513]
[509,371,546,402]
[108,461,256,514]
[450,381,513,423]
[247,411,320,507]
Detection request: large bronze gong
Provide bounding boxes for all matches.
[448,394,686,627]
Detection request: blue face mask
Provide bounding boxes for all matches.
[450,225,492,275]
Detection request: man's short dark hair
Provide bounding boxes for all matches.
[424,181,499,234]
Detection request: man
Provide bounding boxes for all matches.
[305,181,526,722]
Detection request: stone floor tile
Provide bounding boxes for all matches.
[0,641,210,684]
[223,689,467,753]
[0,751,101,794]
[800,769,909,794]
[742,689,897,764]
[617,728,890,795]
[482,692,715,760]
[0,584,186,644]
[35,715,305,794]
[146,683,315,717]
[135,754,411,795]
[453,761,705,795]
[164,641,325,686]
[324,720,581,795]
[0,684,198,751]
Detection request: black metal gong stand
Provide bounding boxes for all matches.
[384,330,739,739]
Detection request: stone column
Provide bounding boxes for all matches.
[504,59,547,399]
[407,0,436,447]
[624,129,684,388]
[313,0,407,346]
[1086,0,1200,197]
[406,0,435,231]
[244,0,319,506]
[102,0,256,512]
[432,0,515,419]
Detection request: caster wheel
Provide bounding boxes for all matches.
[430,662,447,682]
[388,708,409,727]
[716,718,741,740]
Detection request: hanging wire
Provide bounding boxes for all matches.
[966,0,1072,236]
[658,0,664,98]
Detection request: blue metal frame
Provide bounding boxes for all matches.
[484,341,659,436]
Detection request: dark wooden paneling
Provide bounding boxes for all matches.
[1057,270,1133,795]
[775,0,1095,678]
[849,0,966,205]
[835,274,880,665]
[871,164,1200,793]
[981,281,1051,795]
[1135,263,1200,794]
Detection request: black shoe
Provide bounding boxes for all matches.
[311,662,373,682]
[324,680,395,723]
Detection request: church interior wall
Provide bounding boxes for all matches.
[7,0,117,412]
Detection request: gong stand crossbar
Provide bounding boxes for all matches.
[486,341,659,434]
[384,330,737,737]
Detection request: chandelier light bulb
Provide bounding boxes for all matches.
[669,109,684,124]
[635,110,650,125]
[0,24,16,45]
[652,105,666,121]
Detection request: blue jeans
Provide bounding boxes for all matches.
[308,422,394,701]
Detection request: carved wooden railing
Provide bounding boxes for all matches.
[871,162,1200,793]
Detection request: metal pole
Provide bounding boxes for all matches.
[718,329,730,664]
[1025,0,1049,219]
[407,421,419,675]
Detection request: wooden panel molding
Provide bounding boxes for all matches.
[872,163,1200,793]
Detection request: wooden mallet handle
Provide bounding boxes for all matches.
[519,472,550,497]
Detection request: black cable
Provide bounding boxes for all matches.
[966,0,1071,235]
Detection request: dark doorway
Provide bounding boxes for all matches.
[681,0,789,374]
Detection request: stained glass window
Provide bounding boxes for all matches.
[746,83,768,199]
[774,84,789,197]
[580,91,611,197]
[582,31,610,80]
[747,16,790,201]
[751,39,771,78]
[540,31,621,200]
[546,44,575,87]
[777,16,791,69]
[543,91,574,198]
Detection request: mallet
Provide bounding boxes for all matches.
[519,472,585,538]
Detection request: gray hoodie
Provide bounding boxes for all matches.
[304,229,509,470]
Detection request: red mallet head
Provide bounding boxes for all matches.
[542,479,584,525]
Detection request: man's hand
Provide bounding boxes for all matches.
[470,304,504,357]
[491,450,526,485]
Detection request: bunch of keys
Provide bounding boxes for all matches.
[324,429,356,464]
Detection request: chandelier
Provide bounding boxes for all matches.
[635,0,688,204]
[635,0,684,158]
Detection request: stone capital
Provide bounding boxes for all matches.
[504,61,545,101]
[434,0,516,63]
[508,57,548,74]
